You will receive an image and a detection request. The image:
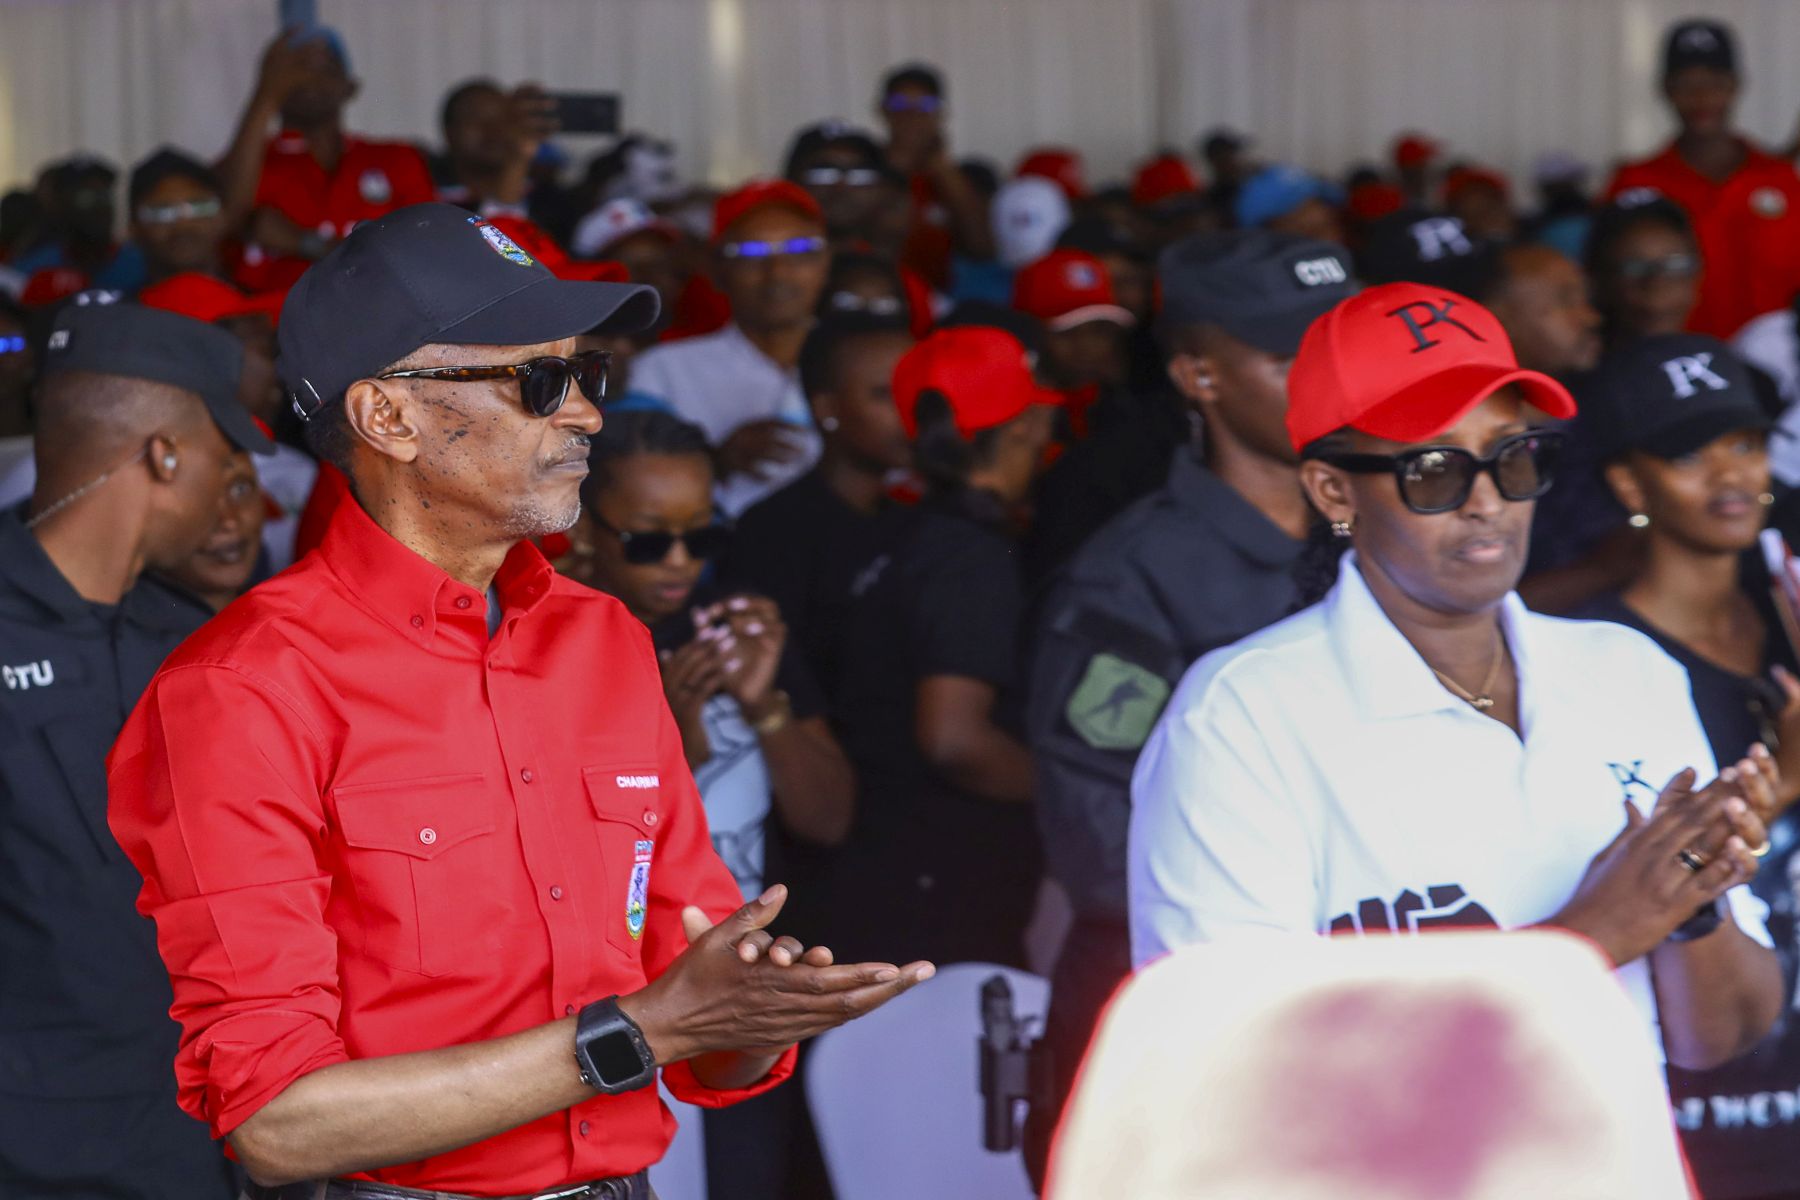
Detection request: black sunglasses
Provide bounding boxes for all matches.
[1310,429,1565,515]
[377,350,610,418]
[591,515,733,565]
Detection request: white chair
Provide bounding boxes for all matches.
[647,1082,707,1200]
[806,961,1048,1200]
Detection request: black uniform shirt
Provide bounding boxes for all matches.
[0,509,210,1098]
[1027,451,1303,921]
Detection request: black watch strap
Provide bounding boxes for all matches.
[574,996,658,1094]
[1668,898,1727,943]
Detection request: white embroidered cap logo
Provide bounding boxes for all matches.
[1659,352,1729,400]
[1294,255,1349,286]
[1407,217,1473,262]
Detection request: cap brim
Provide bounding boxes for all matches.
[205,390,277,456]
[1354,363,1577,444]
[1214,298,1342,358]
[1047,305,1136,332]
[437,277,662,346]
[1640,408,1773,460]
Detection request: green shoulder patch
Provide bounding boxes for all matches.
[1064,652,1172,752]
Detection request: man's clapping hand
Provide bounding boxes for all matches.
[618,884,934,1063]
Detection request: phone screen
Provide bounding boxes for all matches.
[549,92,622,136]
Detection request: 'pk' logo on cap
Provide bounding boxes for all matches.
[1660,351,1729,399]
[1407,217,1473,262]
[1387,297,1487,353]
[472,219,535,268]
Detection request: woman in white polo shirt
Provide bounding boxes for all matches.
[1129,282,1783,1070]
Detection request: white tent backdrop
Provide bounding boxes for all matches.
[5,0,1800,196]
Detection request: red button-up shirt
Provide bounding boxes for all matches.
[1606,139,1800,339]
[107,497,791,1194]
[236,131,436,292]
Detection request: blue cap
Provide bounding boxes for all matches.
[1234,164,1342,229]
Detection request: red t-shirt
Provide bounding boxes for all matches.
[107,496,792,1193]
[1606,140,1800,338]
[237,131,436,291]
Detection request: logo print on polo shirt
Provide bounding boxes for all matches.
[1608,760,1659,805]
[1406,217,1473,262]
[1387,297,1486,353]
[470,218,536,268]
[1659,352,1729,400]
[1752,187,1788,219]
[1328,884,1499,935]
[2,660,54,691]
[626,840,653,940]
[358,168,392,205]
[1293,255,1349,286]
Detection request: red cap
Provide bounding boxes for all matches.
[1286,282,1576,452]
[140,273,285,324]
[1445,165,1511,205]
[1016,148,1088,200]
[19,267,88,308]
[1393,133,1441,169]
[891,326,1061,439]
[1131,154,1201,208]
[712,180,824,242]
[556,258,632,284]
[1012,249,1134,331]
[1346,180,1406,223]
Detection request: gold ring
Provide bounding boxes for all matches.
[1750,839,1772,858]
[1677,848,1708,873]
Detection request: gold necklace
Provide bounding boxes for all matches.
[1430,629,1507,711]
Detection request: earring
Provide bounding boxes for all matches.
[162,455,178,471]
[820,416,840,432]
[1628,512,1650,529]
[1330,519,1354,539]
[1761,492,1776,507]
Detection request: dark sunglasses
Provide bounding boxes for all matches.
[377,350,610,418]
[1615,252,1698,283]
[591,515,733,565]
[1310,429,1565,515]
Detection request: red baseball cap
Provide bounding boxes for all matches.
[1393,132,1441,170]
[1286,282,1576,452]
[712,180,824,243]
[19,267,88,308]
[1016,148,1088,200]
[1012,249,1134,332]
[1444,165,1511,205]
[140,273,285,324]
[891,326,1061,439]
[1131,154,1201,208]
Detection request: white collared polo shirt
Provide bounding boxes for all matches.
[1128,553,1773,1058]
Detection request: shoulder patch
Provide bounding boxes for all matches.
[1065,652,1171,751]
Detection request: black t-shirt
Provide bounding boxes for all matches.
[716,467,909,706]
[1576,589,1800,1199]
[827,491,1041,967]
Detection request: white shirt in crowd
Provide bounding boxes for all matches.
[630,323,821,516]
[1129,553,1773,1059]
[1731,306,1800,486]
[691,692,772,903]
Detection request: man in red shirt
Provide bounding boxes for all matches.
[216,28,436,292]
[106,204,934,1198]
[1605,18,1800,338]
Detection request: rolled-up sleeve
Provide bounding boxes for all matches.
[107,662,350,1138]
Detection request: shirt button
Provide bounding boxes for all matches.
[454,596,472,610]
[409,615,424,628]
[565,1003,576,1016]
[419,827,438,846]
[643,810,659,827]
[550,885,564,901]
[917,874,935,890]
[521,768,534,783]
[579,1120,591,1137]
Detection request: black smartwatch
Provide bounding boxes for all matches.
[574,996,657,1094]
[1668,899,1727,943]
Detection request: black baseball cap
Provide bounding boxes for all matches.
[1582,333,1769,461]
[1663,19,1737,78]
[278,202,660,420]
[43,294,272,455]
[1157,229,1356,356]
[1357,209,1502,296]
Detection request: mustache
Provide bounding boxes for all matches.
[547,434,591,466]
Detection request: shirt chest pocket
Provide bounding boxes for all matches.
[582,765,663,955]
[332,773,504,978]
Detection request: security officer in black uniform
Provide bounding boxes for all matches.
[1021,230,1356,1183]
[0,298,270,1198]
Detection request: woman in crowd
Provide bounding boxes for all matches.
[1574,333,1800,1200]
[1132,284,1784,1082]
[1587,190,1700,349]
[564,410,853,1200]
[827,325,1056,968]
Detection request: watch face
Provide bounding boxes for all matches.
[591,1028,648,1085]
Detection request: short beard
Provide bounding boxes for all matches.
[502,491,583,541]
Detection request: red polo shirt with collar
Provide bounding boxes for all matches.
[1606,139,1800,338]
[237,131,436,291]
[106,496,792,1194]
